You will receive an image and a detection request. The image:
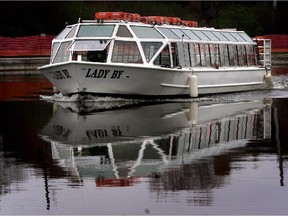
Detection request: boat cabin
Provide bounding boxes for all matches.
[50,13,260,70]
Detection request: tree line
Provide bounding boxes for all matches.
[0,1,287,37]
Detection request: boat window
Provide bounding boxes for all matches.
[154,44,171,67]
[199,44,206,66]
[209,44,218,67]
[171,29,190,40]
[157,28,179,39]
[203,31,220,41]
[141,42,162,62]
[111,40,143,64]
[246,45,252,65]
[192,30,210,41]
[53,41,72,63]
[190,43,218,68]
[230,32,246,42]
[228,44,237,66]
[194,43,201,66]
[176,42,185,67]
[183,43,191,67]
[188,43,196,66]
[171,42,180,67]
[130,26,164,38]
[70,40,110,51]
[252,46,257,65]
[205,44,212,66]
[221,32,237,42]
[176,42,190,67]
[77,25,115,37]
[246,45,257,66]
[50,42,60,63]
[65,25,77,38]
[238,32,254,43]
[55,26,72,39]
[116,25,133,37]
[212,31,229,42]
[182,30,200,40]
[219,44,229,66]
[70,40,111,62]
[237,45,246,66]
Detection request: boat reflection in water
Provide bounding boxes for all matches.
[40,98,272,188]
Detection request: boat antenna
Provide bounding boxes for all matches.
[78,0,84,23]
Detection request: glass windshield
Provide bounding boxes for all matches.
[182,29,200,40]
[70,40,111,51]
[141,42,162,62]
[53,41,72,63]
[50,42,60,63]
[116,25,133,37]
[55,26,72,39]
[237,32,254,43]
[230,32,246,42]
[171,29,190,40]
[131,26,164,38]
[212,31,229,41]
[157,28,179,39]
[77,25,115,37]
[203,31,220,41]
[65,25,78,38]
[192,30,210,41]
[222,32,238,42]
[111,40,143,64]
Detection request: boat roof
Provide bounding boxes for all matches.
[53,12,255,45]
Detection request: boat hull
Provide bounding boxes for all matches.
[38,62,269,97]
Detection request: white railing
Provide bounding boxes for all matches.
[255,38,272,69]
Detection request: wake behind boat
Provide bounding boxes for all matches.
[38,11,273,97]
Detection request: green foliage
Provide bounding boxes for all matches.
[217,3,258,35]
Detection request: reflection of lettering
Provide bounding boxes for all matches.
[86,128,124,139]
[49,69,72,80]
[86,129,108,139]
[53,125,71,138]
[85,68,124,79]
[77,87,87,92]
[111,129,122,137]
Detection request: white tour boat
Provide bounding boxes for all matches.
[38,12,273,97]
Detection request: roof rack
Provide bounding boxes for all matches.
[95,11,198,27]
[82,19,122,24]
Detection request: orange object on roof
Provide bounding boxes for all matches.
[141,16,169,24]
[168,17,181,25]
[95,11,140,22]
[130,13,141,22]
[95,11,198,27]
[181,20,198,27]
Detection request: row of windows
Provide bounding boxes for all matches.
[56,24,254,43]
[175,42,257,68]
[52,40,258,68]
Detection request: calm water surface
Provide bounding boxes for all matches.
[1,72,288,215]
